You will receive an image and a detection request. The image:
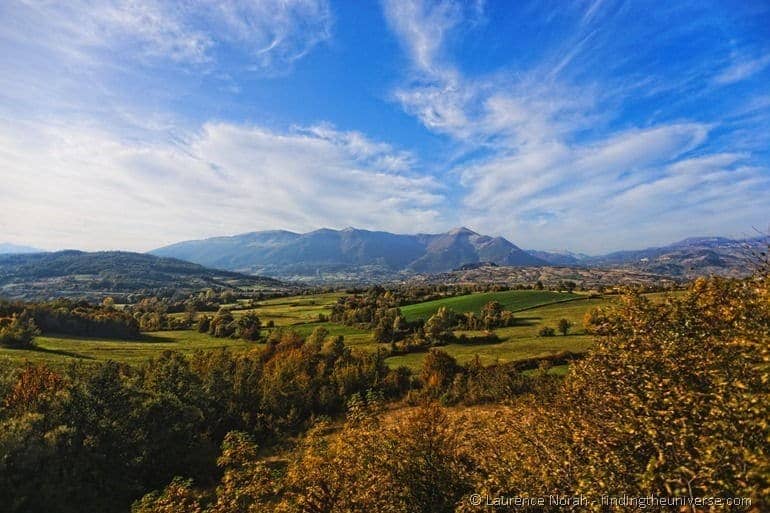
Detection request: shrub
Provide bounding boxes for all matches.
[0,311,40,348]
[538,326,555,337]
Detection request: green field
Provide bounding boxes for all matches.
[399,290,581,321]
[1,290,685,372]
[170,292,346,327]
[0,330,258,367]
[234,292,344,326]
[388,297,606,370]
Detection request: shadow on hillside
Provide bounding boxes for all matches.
[29,345,96,360]
[455,334,505,346]
[514,316,541,326]
[138,333,179,343]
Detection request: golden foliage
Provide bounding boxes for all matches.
[137,275,770,513]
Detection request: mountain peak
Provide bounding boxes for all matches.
[152,226,544,278]
[447,226,478,236]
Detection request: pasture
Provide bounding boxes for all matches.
[0,289,683,371]
[399,289,580,321]
[387,297,606,370]
[0,330,257,367]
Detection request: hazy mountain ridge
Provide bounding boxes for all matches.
[529,236,764,278]
[152,228,764,282]
[0,250,287,300]
[0,242,42,254]
[4,232,762,290]
[152,227,546,280]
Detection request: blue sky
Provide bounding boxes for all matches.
[0,0,768,253]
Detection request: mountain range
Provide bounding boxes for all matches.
[151,228,765,282]
[1,229,763,291]
[151,227,546,282]
[533,236,763,278]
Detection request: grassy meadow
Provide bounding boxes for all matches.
[388,296,605,370]
[399,289,580,321]
[0,290,684,371]
[0,330,257,367]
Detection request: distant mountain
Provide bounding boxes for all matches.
[0,242,42,254]
[415,263,682,289]
[152,227,547,282]
[527,250,591,267]
[0,250,287,300]
[585,236,765,278]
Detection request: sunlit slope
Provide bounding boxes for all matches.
[399,289,581,321]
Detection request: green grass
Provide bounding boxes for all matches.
[522,364,570,377]
[233,292,344,326]
[0,330,259,367]
[287,322,378,353]
[399,290,581,321]
[388,297,609,371]
[168,292,347,327]
[1,291,685,371]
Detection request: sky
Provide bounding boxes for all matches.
[0,0,768,254]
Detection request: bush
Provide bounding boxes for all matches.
[538,326,555,337]
[0,312,40,348]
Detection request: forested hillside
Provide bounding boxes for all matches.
[0,251,288,300]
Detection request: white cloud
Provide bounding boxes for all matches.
[714,53,770,85]
[381,0,770,252]
[1,0,332,68]
[381,0,464,75]
[0,120,444,251]
[460,127,770,251]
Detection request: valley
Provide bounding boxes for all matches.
[0,288,653,371]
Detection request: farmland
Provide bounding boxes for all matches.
[389,296,605,369]
[0,289,624,370]
[399,289,580,321]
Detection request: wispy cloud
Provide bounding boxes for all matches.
[0,0,767,253]
[0,120,444,251]
[714,53,770,85]
[2,0,332,68]
[381,0,770,252]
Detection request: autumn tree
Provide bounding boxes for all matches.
[424,307,456,343]
[0,311,39,348]
[557,318,572,335]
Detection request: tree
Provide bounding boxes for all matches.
[557,318,573,336]
[0,311,40,348]
[424,307,456,344]
[420,349,459,397]
[183,303,197,327]
[209,308,236,338]
[236,313,262,341]
[197,315,211,333]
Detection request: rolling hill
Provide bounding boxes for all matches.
[399,289,580,321]
[0,250,288,300]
